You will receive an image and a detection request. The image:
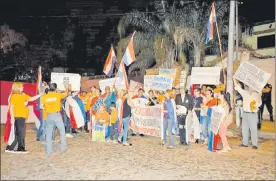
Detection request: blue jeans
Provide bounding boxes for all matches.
[118,116,130,144]
[37,120,55,141]
[45,113,66,155]
[163,118,175,146]
[201,116,211,141]
[64,114,71,134]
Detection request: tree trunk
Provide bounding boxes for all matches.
[194,45,201,67]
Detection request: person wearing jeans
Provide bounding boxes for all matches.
[118,90,134,146]
[41,83,69,155]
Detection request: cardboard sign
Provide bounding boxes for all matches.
[144,75,173,92]
[51,72,81,91]
[98,78,126,92]
[92,124,105,142]
[159,69,177,80]
[130,105,162,137]
[234,62,271,92]
[190,67,221,85]
[210,106,225,135]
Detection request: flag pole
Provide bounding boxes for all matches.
[215,20,225,80]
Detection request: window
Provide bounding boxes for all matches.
[257,34,275,49]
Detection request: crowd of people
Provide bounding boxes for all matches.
[4,76,273,155]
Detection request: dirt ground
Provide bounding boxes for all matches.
[1,124,275,180]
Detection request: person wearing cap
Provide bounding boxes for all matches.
[41,82,70,155]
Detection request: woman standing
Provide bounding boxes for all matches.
[162,90,176,149]
[6,82,44,153]
[217,91,232,153]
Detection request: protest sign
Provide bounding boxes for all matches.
[190,67,221,85]
[234,62,271,92]
[132,98,149,107]
[92,124,105,142]
[51,72,81,91]
[99,78,126,92]
[129,80,144,96]
[159,69,177,80]
[144,75,173,92]
[210,106,225,135]
[130,105,162,137]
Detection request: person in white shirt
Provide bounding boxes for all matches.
[233,77,262,149]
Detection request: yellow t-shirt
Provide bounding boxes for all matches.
[110,109,118,124]
[10,93,30,119]
[85,92,95,111]
[41,92,66,113]
[42,109,47,121]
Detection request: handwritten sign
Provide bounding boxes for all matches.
[129,80,144,96]
[99,78,126,92]
[130,105,162,137]
[51,72,81,91]
[234,62,271,92]
[159,69,176,80]
[190,67,221,85]
[144,75,173,92]
[92,124,105,142]
[210,106,225,135]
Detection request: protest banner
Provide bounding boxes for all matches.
[92,124,105,142]
[210,106,225,135]
[159,69,177,80]
[234,61,271,92]
[130,105,162,137]
[99,78,126,92]
[51,72,81,91]
[132,98,149,107]
[144,75,173,92]
[129,80,143,96]
[190,67,221,85]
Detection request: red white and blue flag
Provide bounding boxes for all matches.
[34,66,42,129]
[205,2,217,44]
[103,46,117,77]
[122,32,136,66]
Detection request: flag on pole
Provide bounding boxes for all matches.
[3,93,14,144]
[35,66,43,129]
[205,2,217,44]
[103,46,117,76]
[122,32,136,66]
[116,60,129,89]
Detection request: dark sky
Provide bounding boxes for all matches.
[0,0,275,76]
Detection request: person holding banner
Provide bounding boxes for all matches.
[41,83,70,155]
[162,90,176,149]
[217,91,232,153]
[90,88,104,132]
[6,82,44,153]
[233,78,262,150]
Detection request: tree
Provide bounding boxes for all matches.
[116,0,230,76]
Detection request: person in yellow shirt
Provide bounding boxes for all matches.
[41,83,70,155]
[109,102,118,143]
[84,86,96,132]
[5,82,44,154]
[95,104,110,139]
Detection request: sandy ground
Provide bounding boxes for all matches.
[1,124,275,180]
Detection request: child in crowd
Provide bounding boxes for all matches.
[109,102,118,143]
[95,104,109,138]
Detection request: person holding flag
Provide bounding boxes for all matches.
[5,82,44,153]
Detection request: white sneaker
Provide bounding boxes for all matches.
[66,133,73,138]
[5,149,16,153]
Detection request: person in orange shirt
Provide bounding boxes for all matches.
[95,104,109,138]
[5,82,44,153]
[84,86,96,132]
[41,83,70,155]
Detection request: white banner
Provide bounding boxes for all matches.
[190,67,221,85]
[130,105,162,137]
[210,106,225,135]
[99,78,126,92]
[234,62,271,92]
[144,75,173,92]
[51,72,81,91]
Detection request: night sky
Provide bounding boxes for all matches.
[0,0,275,78]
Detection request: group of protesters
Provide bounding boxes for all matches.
[5,74,267,155]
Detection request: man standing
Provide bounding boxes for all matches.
[233,77,262,149]
[175,89,193,146]
[259,83,273,122]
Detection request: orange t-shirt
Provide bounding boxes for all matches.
[95,111,109,124]
[205,98,217,107]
